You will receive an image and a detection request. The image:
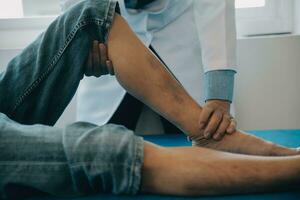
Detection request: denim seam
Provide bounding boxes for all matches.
[128,136,144,194]
[0,161,67,165]
[69,162,132,168]
[11,18,104,114]
[103,0,118,42]
[127,138,137,194]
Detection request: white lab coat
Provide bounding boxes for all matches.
[61,0,237,125]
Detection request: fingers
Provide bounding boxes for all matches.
[199,106,214,131]
[106,60,115,75]
[93,40,102,77]
[203,111,222,139]
[197,100,236,142]
[85,41,114,77]
[85,48,94,76]
[99,43,109,75]
[226,118,237,134]
[213,114,231,140]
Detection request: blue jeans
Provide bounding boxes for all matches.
[0,0,144,199]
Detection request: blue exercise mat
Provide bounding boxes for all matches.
[29,130,300,200]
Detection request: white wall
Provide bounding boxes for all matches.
[1,35,300,130]
[235,35,300,130]
[294,0,300,34]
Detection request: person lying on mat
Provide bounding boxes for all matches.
[0,0,299,199]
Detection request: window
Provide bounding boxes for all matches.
[236,0,266,9]
[235,0,293,36]
[0,0,294,49]
[0,0,24,18]
[0,0,60,18]
[0,0,60,49]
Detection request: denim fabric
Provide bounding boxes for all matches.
[0,0,115,125]
[0,0,144,198]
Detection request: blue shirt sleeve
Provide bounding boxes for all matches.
[204,70,236,103]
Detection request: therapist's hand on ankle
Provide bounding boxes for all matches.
[85,40,114,77]
[198,100,236,141]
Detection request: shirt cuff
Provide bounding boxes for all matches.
[204,69,236,103]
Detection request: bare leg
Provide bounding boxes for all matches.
[199,130,300,156]
[107,14,200,133]
[106,15,299,156]
[141,142,300,196]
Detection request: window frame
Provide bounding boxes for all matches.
[0,0,295,49]
[236,0,293,36]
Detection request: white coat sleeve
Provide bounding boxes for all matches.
[193,0,237,102]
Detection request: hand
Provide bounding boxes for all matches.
[198,100,236,141]
[85,40,114,77]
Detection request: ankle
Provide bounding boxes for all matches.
[269,145,300,156]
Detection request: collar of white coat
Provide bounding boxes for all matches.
[117,0,193,46]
